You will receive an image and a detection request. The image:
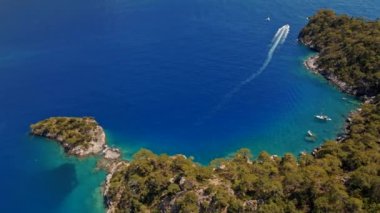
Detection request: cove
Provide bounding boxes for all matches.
[0,0,379,212]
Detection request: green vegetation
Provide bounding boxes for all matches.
[106,98,380,212]
[30,116,102,152]
[299,9,380,96]
[105,10,380,212]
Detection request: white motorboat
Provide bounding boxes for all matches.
[315,114,332,121]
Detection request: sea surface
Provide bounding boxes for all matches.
[0,0,378,212]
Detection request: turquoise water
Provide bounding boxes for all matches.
[0,0,378,212]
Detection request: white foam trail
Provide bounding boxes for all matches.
[195,25,290,124]
[242,25,288,84]
[280,25,290,44]
[272,27,284,43]
[212,24,290,113]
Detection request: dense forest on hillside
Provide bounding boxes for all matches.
[299,10,380,96]
[105,98,380,212]
[104,10,380,212]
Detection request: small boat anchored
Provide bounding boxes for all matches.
[315,114,332,121]
[305,130,317,142]
[266,17,271,21]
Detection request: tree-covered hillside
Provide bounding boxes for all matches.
[105,97,380,212]
[30,117,105,156]
[299,10,380,96]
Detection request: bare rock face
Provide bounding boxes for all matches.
[30,117,106,157]
[70,126,106,156]
[103,146,121,160]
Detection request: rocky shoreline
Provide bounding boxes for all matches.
[301,41,377,157]
[304,54,356,96]
[303,54,354,156]
[102,161,129,213]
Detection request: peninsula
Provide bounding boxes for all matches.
[299,10,380,97]
[30,117,120,159]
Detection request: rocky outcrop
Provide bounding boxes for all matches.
[304,54,356,96]
[102,146,122,160]
[70,125,106,156]
[30,117,106,157]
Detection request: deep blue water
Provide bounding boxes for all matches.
[0,0,378,212]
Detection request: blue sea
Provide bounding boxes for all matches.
[0,0,378,212]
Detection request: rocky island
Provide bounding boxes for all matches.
[30,117,120,159]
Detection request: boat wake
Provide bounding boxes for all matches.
[214,25,290,110]
[196,25,290,125]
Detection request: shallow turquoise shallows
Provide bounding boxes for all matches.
[0,0,378,212]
